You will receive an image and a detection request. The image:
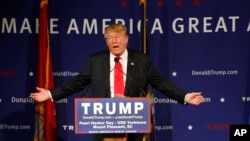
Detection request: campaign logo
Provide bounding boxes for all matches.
[74,98,151,134]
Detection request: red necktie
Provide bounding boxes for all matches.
[114,56,124,96]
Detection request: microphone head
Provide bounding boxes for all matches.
[114,57,119,62]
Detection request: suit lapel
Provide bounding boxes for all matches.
[125,50,136,96]
[100,52,111,97]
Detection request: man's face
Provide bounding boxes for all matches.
[105,31,128,56]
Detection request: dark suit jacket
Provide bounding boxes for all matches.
[50,49,187,141]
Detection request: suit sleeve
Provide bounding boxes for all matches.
[145,55,187,104]
[50,58,92,101]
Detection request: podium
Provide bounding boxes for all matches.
[74,97,152,141]
[103,134,127,141]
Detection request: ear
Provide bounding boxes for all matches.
[125,36,128,43]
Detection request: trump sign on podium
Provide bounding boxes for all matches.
[74,98,151,134]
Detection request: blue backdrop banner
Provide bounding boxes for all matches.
[0,0,250,141]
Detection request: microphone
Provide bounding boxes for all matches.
[81,61,116,98]
[114,58,146,97]
[81,84,91,98]
[114,57,119,63]
[81,57,146,98]
[126,76,146,97]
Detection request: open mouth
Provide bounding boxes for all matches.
[113,45,119,49]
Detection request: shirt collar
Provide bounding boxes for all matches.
[110,49,128,61]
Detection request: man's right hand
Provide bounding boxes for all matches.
[29,87,51,102]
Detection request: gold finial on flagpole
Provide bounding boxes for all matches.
[139,0,146,5]
[40,0,48,8]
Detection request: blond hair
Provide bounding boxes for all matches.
[104,23,128,38]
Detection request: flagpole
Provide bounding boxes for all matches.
[140,1,156,141]
[34,0,56,141]
[140,0,147,54]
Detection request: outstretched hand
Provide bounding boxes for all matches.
[185,92,204,105]
[29,87,51,102]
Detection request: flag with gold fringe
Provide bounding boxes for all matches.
[139,0,156,141]
[34,0,56,141]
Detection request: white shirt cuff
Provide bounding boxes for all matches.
[48,90,54,102]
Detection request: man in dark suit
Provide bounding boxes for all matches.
[30,23,204,141]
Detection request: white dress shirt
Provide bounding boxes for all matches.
[109,49,128,98]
